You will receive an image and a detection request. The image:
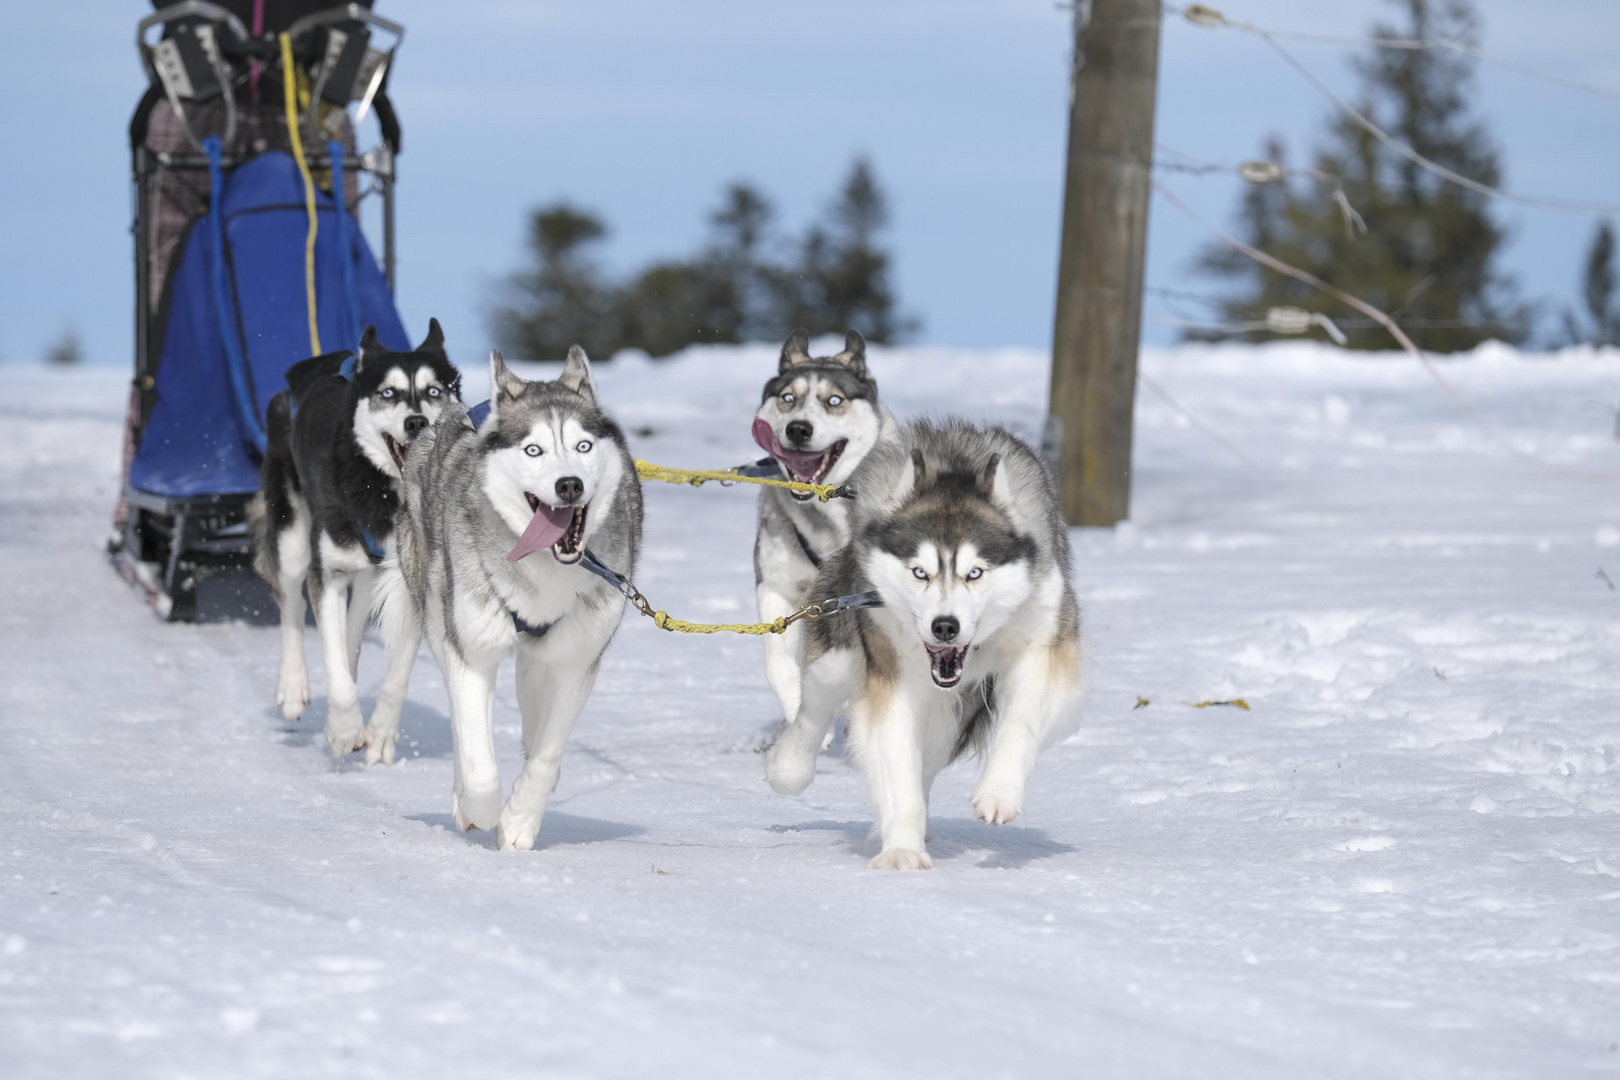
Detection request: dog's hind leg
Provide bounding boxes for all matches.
[364,624,417,766]
[497,621,611,850]
[344,568,374,680]
[313,563,367,756]
[971,638,1082,826]
[766,646,859,797]
[273,508,313,722]
[853,690,932,870]
[442,649,503,832]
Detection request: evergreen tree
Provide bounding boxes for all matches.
[1195,0,1528,351]
[776,159,916,343]
[1563,221,1620,346]
[492,205,620,361]
[493,160,917,359]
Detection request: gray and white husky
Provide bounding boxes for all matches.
[765,418,1082,870]
[753,328,897,726]
[251,322,461,757]
[374,346,642,850]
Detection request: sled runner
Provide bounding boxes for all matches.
[111,1,409,620]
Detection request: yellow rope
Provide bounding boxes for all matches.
[280,33,321,355]
[634,461,841,502]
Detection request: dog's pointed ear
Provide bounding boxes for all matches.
[418,318,446,355]
[911,448,929,491]
[355,325,381,371]
[975,452,1003,499]
[832,329,867,376]
[779,328,813,371]
[489,349,527,407]
[559,345,595,401]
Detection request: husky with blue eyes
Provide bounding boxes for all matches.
[374,346,643,850]
[250,321,461,759]
[765,418,1082,870]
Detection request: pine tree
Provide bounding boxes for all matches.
[1195,0,1528,352]
[492,204,620,361]
[1564,221,1620,346]
[776,159,917,343]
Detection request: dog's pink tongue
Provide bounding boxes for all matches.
[752,417,824,479]
[507,503,574,563]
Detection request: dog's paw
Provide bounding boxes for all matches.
[869,848,932,871]
[971,778,1023,826]
[362,723,398,766]
[276,668,309,721]
[324,714,367,756]
[453,781,503,832]
[765,739,816,796]
[495,810,540,852]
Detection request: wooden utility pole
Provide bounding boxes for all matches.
[1049,0,1162,526]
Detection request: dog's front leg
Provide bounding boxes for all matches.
[344,568,375,679]
[855,692,931,870]
[766,646,859,796]
[497,623,609,851]
[363,624,418,766]
[971,640,1081,826]
[757,584,804,723]
[442,649,503,832]
[314,570,367,755]
[272,519,312,721]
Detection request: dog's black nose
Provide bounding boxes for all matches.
[931,616,959,643]
[403,414,428,438]
[554,476,585,504]
[785,419,814,447]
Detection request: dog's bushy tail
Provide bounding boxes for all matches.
[250,391,298,593]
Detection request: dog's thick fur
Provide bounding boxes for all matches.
[374,347,642,850]
[765,418,1082,869]
[250,321,460,757]
[753,329,898,724]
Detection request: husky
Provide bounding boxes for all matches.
[374,346,642,850]
[251,321,461,758]
[764,418,1082,870]
[753,328,898,727]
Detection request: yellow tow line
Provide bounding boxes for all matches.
[633,461,843,503]
[280,33,321,355]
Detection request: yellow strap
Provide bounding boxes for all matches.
[634,460,841,502]
[279,33,321,355]
[648,611,793,635]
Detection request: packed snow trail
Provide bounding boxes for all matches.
[2,342,1618,1078]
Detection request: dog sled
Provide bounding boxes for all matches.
[110,0,410,621]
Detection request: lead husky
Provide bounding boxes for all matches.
[765,419,1082,869]
[753,328,897,726]
[251,321,460,757]
[375,347,642,850]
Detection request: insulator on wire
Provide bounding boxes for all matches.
[1239,160,1284,184]
[1184,4,1226,28]
[1266,307,1348,345]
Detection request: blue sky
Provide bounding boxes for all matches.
[3,1,1619,366]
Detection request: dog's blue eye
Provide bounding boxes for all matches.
[381,388,395,399]
[781,392,795,404]
[576,440,593,453]
[828,395,843,406]
[912,567,928,581]
[525,444,541,457]
[966,567,983,581]
[427,386,440,398]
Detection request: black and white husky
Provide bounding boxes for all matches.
[765,419,1083,870]
[752,328,897,726]
[375,347,643,850]
[251,322,461,758]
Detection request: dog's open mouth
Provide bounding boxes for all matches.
[925,643,968,688]
[384,434,410,470]
[507,493,588,565]
[752,419,847,502]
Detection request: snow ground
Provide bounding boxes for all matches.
[3,341,1620,1078]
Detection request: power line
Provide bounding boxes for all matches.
[1167,4,1620,103]
[1171,4,1620,218]
[1151,177,1619,482]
